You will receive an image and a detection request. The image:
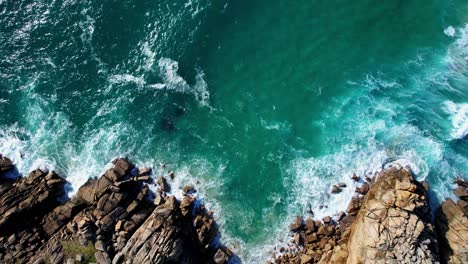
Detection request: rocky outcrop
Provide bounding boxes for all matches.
[344,168,438,263]
[435,179,468,264]
[0,157,233,264]
[273,167,468,264]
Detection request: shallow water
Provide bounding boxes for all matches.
[0,0,467,262]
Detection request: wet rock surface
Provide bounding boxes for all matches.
[0,157,233,264]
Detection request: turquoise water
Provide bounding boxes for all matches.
[1,0,467,261]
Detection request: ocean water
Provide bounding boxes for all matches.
[0,0,467,262]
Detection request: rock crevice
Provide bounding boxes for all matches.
[0,157,233,264]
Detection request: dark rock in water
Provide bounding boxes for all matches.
[168,170,175,179]
[331,185,341,194]
[336,211,346,222]
[138,167,152,176]
[174,105,186,118]
[351,173,360,182]
[182,184,196,194]
[161,117,175,131]
[420,180,430,191]
[157,176,171,192]
[454,177,468,188]
[0,157,14,174]
[337,182,347,188]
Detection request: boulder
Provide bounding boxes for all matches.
[331,185,341,194]
[337,182,347,188]
[289,216,303,231]
[345,168,439,264]
[454,186,468,200]
[157,176,171,192]
[436,198,468,263]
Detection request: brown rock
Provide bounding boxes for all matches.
[454,186,468,200]
[436,198,468,264]
[346,168,438,263]
[305,217,315,232]
[351,173,360,182]
[157,176,171,192]
[300,254,313,264]
[289,216,303,231]
[95,251,111,264]
[138,167,152,176]
[182,185,196,194]
[454,178,468,188]
[337,182,347,188]
[330,185,341,194]
[357,183,369,194]
[213,247,232,264]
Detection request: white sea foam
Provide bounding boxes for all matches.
[443,101,468,139]
[107,57,211,107]
[156,57,211,107]
[444,26,456,37]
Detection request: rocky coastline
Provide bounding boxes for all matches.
[0,156,467,264]
[0,156,233,264]
[271,167,468,264]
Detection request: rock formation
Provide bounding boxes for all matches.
[273,167,467,264]
[0,156,233,264]
[344,168,439,263]
[1,154,467,264]
[435,178,468,264]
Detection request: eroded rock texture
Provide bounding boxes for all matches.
[0,157,232,264]
[435,179,468,264]
[345,168,439,264]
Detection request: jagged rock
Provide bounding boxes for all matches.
[213,247,233,264]
[0,157,233,264]
[345,168,439,264]
[436,197,468,263]
[345,195,363,214]
[337,182,347,188]
[138,167,152,177]
[305,217,315,232]
[351,173,360,182]
[356,183,369,194]
[454,186,468,200]
[95,240,106,251]
[289,216,303,231]
[0,157,14,175]
[454,178,468,188]
[95,251,111,264]
[157,176,171,192]
[182,184,196,194]
[331,185,341,194]
[300,253,313,263]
